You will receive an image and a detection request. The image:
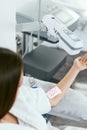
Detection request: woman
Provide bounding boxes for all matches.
[0,47,23,123]
[0,47,87,130]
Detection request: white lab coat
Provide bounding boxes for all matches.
[10,76,51,130]
[8,76,87,130]
[0,123,35,130]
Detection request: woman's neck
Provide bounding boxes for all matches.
[0,113,18,124]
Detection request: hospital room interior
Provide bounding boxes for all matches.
[0,0,87,129]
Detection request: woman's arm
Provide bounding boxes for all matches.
[48,55,87,107]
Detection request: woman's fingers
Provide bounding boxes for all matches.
[81,53,87,63]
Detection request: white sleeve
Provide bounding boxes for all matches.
[34,87,51,114]
[24,86,51,114]
[20,76,51,114]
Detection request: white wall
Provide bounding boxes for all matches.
[0,0,16,51]
[16,0,39,19]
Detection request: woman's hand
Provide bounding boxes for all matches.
[80,53,87,64]
[49,53,87,107]
[73,54,87,72]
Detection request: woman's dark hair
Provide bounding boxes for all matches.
[0,47,23,119]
